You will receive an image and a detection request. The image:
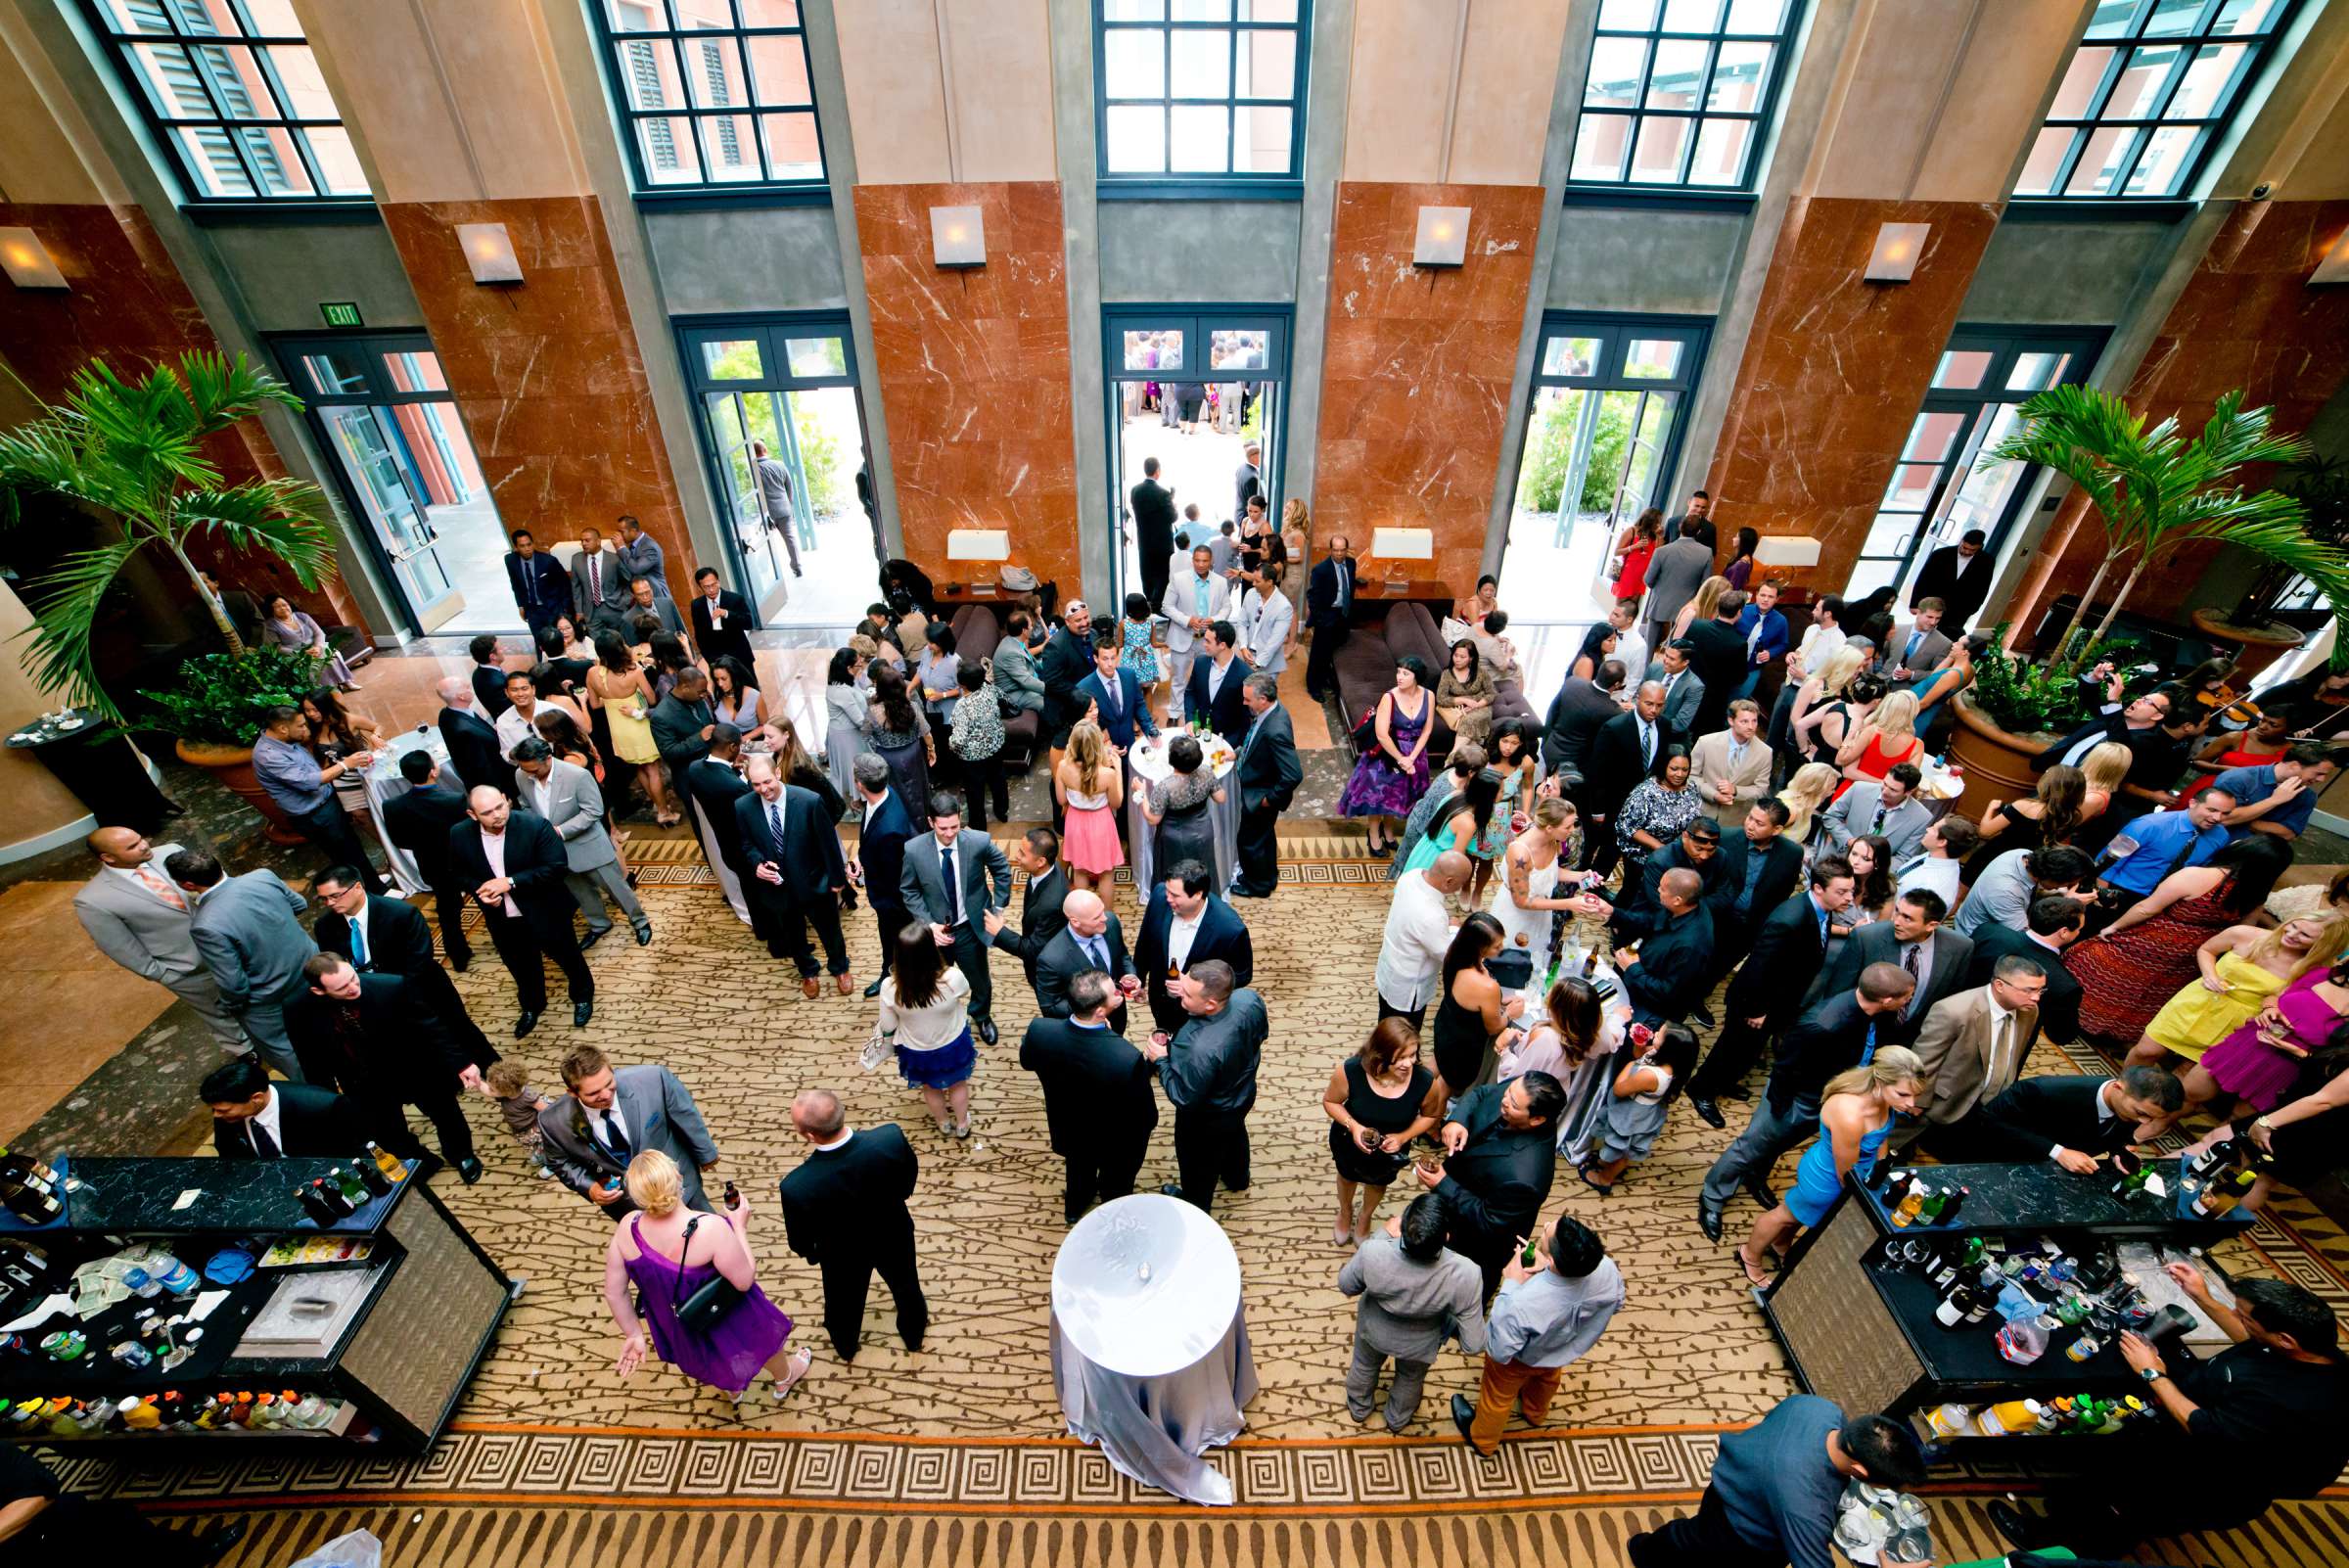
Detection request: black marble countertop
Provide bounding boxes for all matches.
[0,1158,416,1237]
[1852,1159,2254,1241]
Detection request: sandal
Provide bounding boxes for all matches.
[771,1345,813,1401]
[1332,1222,1353,1246]
[1735,1247,1773,1288]
[1579,1168,1614,1197]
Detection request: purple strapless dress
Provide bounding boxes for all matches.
[624,1216,793,1393]
[2200,967,2342,1112]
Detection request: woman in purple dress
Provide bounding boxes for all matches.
[1338,655,1435,856]
[602,1150,811,1403]
[2186,958,2349,1117]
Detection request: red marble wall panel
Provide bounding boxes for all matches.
[376,196,693,603]
[1704,197,2003,598]
[2007,199,2349,639]
[1313,182,1543,588]
[853,181,1079,594]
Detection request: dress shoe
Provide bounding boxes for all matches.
[1160,1182,1188,1200]
[1689,1004,1716,1027]
[513,1010,539,1038]
[634,924,653,945]
[863,976,886,999]
[455,1155,484,1185]
[573,999,594,1028]
[1450,1394,1482,1450]
[802,976,822,999]
[192,1520,250,1565]
[580,926,611,951]
[1718,1085,1750,1102]
[1690,1095,1726,1130]
[1697,1203,1724,1243]
[1987,1501,2050,1551]
[448,954,471,973]
[1744,1176,1778,1211]
[837,973,855,995]
[977,1017,998,1046]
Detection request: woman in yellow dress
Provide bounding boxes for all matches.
[2128,915,2349,1069]
[589,628,678,826]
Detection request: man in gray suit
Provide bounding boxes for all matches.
[614,515,672,600]
[168,848,318,1081]
[1340,1193,1490,1434]
[511,738,651,948]
[570,525,632,634]
[624,576,686,639]
[73,828,247,1050]
[1819,763,1932,860]
[1885,599,1954,683]
[898,791,1013,1044]
[1807,887,1974,1047]
[538,1043,721,1219]
[1640,519,1715,655]
[1648,640,1706,740]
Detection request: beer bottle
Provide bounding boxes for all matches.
[368,1140,407,1181]
[1938,1186,1969,1224]
[1917,1186,1950,1222]
[354,1156,392,1198]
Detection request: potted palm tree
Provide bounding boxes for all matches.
[0,352,339,835]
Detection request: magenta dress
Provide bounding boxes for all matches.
[623,1215,793,1394]
[2200,968,2343,1112]
[1340,689,1434,818]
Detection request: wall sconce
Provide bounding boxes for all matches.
[0,227,69,291]
[1865,222,1930,283]
[931,206,986,269]
[456,222,523,285]
[1412,206,1470,268]
[2313,227,2349,285]
[1752,535,1821,570]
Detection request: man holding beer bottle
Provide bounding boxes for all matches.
[1452,1214,1622,1453]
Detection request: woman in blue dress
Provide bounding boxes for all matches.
[1735,1046,1923,1289]
[1909,632,1988,742]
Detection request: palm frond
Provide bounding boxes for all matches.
[175,350,305,433]
[64,360,219,498]
[12,539,145,721]
[179,481,339,588]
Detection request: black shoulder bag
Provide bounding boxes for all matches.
[670,1215,745,1335]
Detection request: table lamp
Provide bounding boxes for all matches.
[1370,526,1435,589]
[946,528,1010,594]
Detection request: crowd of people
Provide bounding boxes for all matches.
[58,495,2349,1561]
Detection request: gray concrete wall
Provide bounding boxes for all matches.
[199,218,423,334]
[1959,218,2185,327]
[643,206,851,317]
[1097,200,1303,303]
[1545,206,1745,317]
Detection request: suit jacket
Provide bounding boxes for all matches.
[1975,1074,2136,1163]
[1820,781,1934,860]
[1036,915,1133,1023]
[472,664,513,719]
[1436,1081,1556,1267]
[1910,543,1992,626]
[1684,620,1749,735]
[438,707,508,794]
[538,1064,721,1217]
[213,1082,370,1160]
[1235,705,1302,813]
[1021,1017,1157,1160]
[1911,985,2039,1130]
[989,864,1070,983]
[1157,990,1267,1114]
[516,760,619,872]
[689,590,756,667]
[189,870,316,1009]
[571,545,632,622]
[1967,926,2082,1045]
[1640,536,1713,626]
[629,596,687,638]
[1129,478,1176,559]
[857,789,917,914]
[1767,990,1880,1111]
[1133,885,1255,1034]
[732,785,849,909]
[313,893,495,1066]
[381,782,470,890]
[779,1123,918,1264]
[616,532,670,598]
[1182,654,1254,745]
[1542,677,1622,777]
[1582,710,1665,823]
[1076,668,1157,751]
[287,971,466,1100]
[1703,833,1806,932]
[1306,557,1356,629]
[1609,837,1724,942]
[1651,668,1705,739]
[446,809,576,928]
[1810,918,1975,1043]
[1724,891,1832,1027]
[1162,573,1234,654]
[649,690,715,768]
[1688,730,1774,827]
[1036,626,1097,737]
[505,550,569,623]
[1621,904,1715,1023]
[1887,623,1954,680]
[75,849,209,989]
[898,830,1012,930]
[2032,714,2185,795]
[681,757,753,872]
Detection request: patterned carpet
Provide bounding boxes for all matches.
[36,845,2349,1563]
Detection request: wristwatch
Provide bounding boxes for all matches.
[2139,1365,2165,1385]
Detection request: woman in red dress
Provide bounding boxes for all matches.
[2067,836,2294,1044]
[1610,509,1663,601]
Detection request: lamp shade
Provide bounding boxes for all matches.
[0,228,68,291]
[1371,526,1435,561]
[1412,206,1470,268]
[1752,535,1821,568]
[456,222,523,284]
[946,528,1010,562]
[931,206,986,268]
[1865,222,1930,283]
[2314,226,2349,286]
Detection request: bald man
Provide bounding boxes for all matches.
[1035,888,1135,1030]
[1378,851,1471,1034]
[446,785,594,1037]
[780,1088,928,1362]
[435,675,508,794]
[1612,865,1715,1026]
[72,828,247,1048]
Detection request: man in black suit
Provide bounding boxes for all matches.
[1414,1071,1565,1296]
[201,1056,367,1160]
[2031,680,2189,802]
[1809,889,1974,1046]
[1684,590,1752,739]
[650,666,717,772]
[1036,600,1100,750]
[1304,534,1357,704]
[1021,970,1158,1223]
[1587,818,1720,943]
[687,567,756,667]
[1699,799,1807,1001]
[1181,621,1253,745]
[436,677,509,795]
[1231,673,1302,897]
[1697,962,1913,1241]
[504,530,569,637]
[312,864,497,1073]
[779,1088,927,1362]
[732,753,853,996]
[447,786,593,1036]
[678,724,755,925]
[1541,660,1626,785]
[1035,889,1134,1027]
[1908,527,1992,631]
[1129,456,1177,610]
[1966,893,2087,1046]
[1141,959,1267,1214]
[1133,860,1254,1036]
[848,755,917,999]
[898,793,1014,1041]
[287,953,482,1181]
[469,634,513,719]
[1688,855,1855,1129]
[383,752,474,970]
[981,827,1068,1003]
[1613,867,1714,1027]
[1579,680,1667,876]
[1971,1067,2183,1168]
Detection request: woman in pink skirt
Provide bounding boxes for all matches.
[1056,719,1126,889]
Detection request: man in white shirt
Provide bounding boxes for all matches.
[201,1054,367,1159]
[492,669,550,760]
[1786,594,1847,683]
[1893,814,1978,911]
[1377,852,1471,1033]
[1162,543,1232,705]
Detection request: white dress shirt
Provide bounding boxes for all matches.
[241,1085,285,1158]
[1377,871,1455,1011]
[495,703,537,759]
[1896,855,1963,912]
[1166,908,1206,971]
[481,828,521,916]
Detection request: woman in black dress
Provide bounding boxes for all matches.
[1145,734,1223,877]
[1433,913,1525,1101]
[1322,1017,1442,1245]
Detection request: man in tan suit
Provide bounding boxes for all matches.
[1689,699,1774,828]
[1902,956,2050,1158]
[72,828,249,1049]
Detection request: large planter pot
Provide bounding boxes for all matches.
[1947,695,2057,825]
[174,738,305,846]
[2190,608,2305,683]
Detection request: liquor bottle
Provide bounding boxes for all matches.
[1975,1398,2041,1436]
[1889,1176,1927,1228]
[312,1178,352,1220]
[1933,1279,1978,1328]
[367,1141,407,1182]
[1938,1186,1969,1225]
[1927,1244,1961,1291]
[353,1157,392,1198]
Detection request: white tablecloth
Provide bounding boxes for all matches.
[1125,734,1241,894]
[362,729,452,897]
[1049,1194,1257,1505]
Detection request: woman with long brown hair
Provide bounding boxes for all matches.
[866,662,934,826]
[1321,1018,1442,1244]
[877,919,977,1137]
[1969,762,2089,877]
[1432,913,1525,1099]
[1497,973,1624,1163]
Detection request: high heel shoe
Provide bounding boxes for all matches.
[1735,1246,1772,1288]
[771,1345,813,1401]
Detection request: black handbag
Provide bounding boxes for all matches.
[669,1215,744,1335]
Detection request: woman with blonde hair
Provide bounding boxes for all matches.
[1281,497,1312,613]
[602,1149,810,1403]
[2073,740,2137,854]
[1836,688,1926,793]
[2128,915,2349,1070]
[1056,718,1126,889]
[1672,575,1731,642]
[1790,645,1869,766]
[1737,1045,1923,1286]
[1775,761,1841,851]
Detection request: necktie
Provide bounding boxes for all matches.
[2157,826,2200,883]
[1084,935,1110,971]
[1101,677,1121,716]
[1337,565,1350,611]
[590,555,602,602]
[1993,1010,2016,1089]
[1861,1020,1878,1066]
[1730,740,1746,770]
[768,801,786,854]
[251,1120,278,1159]
[135,864,186,911]
[1904,632,1922,666]
[599,1111,628,1158]
[941,843,960,924]
[1897,854,1926,878]
[1640,721,1656,767]
[349,917,369,970]
[1903,944,1923,1015]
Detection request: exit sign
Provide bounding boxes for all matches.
[320,301,363,328]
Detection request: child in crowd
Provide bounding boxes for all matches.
[1119,592,1161,702]
[1580,1024,1698,1194]
[480,1060,554,1178]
